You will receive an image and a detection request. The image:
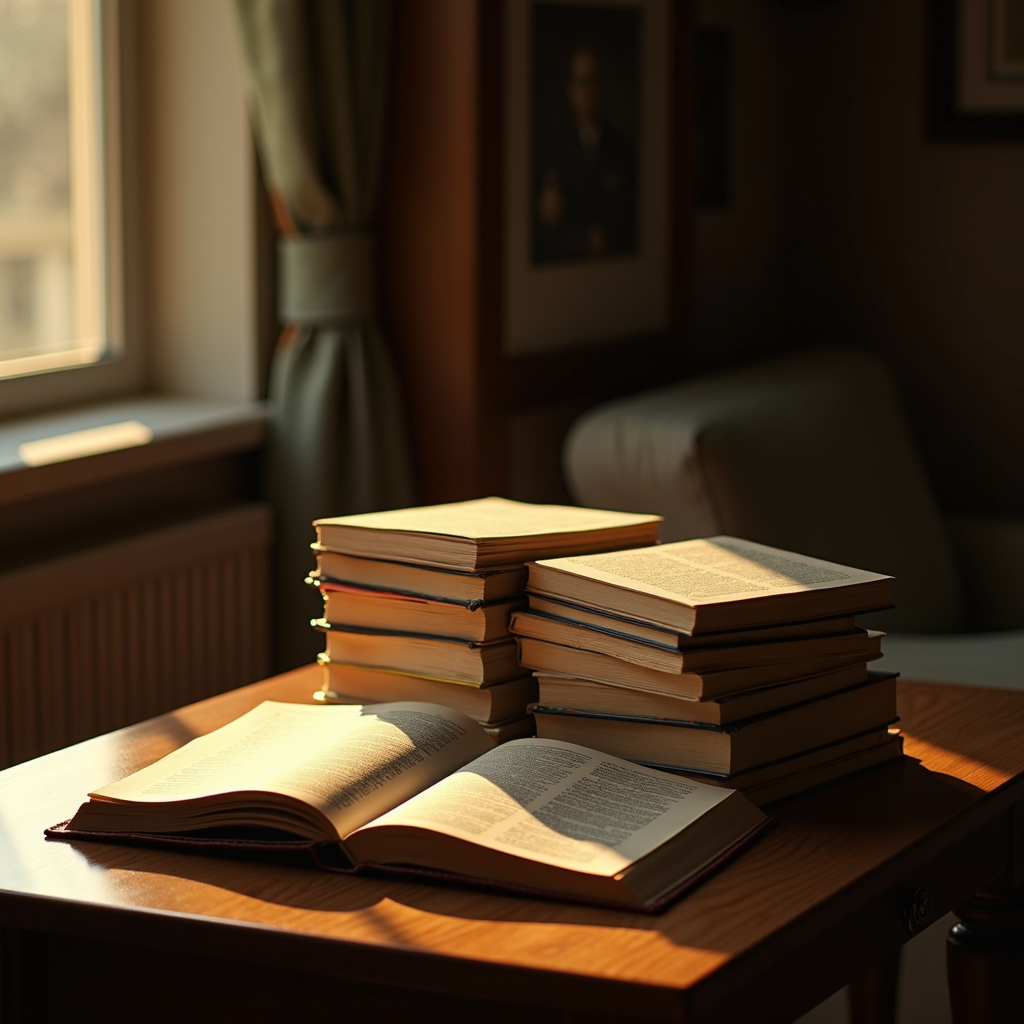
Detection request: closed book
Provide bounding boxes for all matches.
[647,729,904,806]
[482,716,537,743]
[319,660,538,724]
[517,635,881,700]
[315,580,522,643]
[530,675,898,774]
[526,594,856,649]
[654,725,899,789]
[313,549,528,603]
[511,610,883,674]
[314,497,661,570]
[730,733,904,806]
[50,700,770,912]
[528,536,893,634]
[534,663,875,726]
[315,621,521,685]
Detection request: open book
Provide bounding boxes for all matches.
[48,701,769,912]
[529,536,893,634]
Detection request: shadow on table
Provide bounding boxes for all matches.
[61,833,662,929]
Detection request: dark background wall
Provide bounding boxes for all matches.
[691,0,783,370]
[694,0,1024,515]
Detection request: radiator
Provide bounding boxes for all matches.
[0,504,271,768]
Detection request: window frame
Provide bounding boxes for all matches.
[0,0,142,421]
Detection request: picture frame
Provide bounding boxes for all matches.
[381,0,691,502]
[502,0,679,358]
[927,0,1024,140]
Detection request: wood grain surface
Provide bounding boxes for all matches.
[2,667,1023,1021]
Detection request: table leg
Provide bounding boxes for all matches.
[0,927,48,1024]
[847,948,900,1024]
[947,887,1024,1024]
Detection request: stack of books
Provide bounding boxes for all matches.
[514,536,904,804]
[308,497,661,741]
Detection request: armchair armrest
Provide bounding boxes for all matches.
[947,516,1024,630]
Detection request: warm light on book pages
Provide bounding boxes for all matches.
[53,701,770,910]
[18,420,154,466]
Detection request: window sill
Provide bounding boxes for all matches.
[0,395,267,508]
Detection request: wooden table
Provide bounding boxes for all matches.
[2,666,1023,1024]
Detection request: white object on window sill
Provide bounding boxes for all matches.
[0,395,267,506]
[18,420,154,467]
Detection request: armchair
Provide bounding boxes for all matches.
[564,348,1024,688]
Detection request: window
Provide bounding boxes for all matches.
[0,0,134,418]
[0,0,258,424]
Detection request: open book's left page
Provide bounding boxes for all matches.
[82,701,493,842]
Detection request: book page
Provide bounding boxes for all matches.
[354,738,733,877]
[315,497,660,540]
[540,536,891,606]
[91,701,493,840]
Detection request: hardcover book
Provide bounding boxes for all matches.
[315,580,523,643]
[533,663,874,726]
[525,593,856,649]
[314,622,522,685]
[313,549,528,603]
[518,635,881,700]
[530,675,898,775]
[318,659,538,724]
[511,610,882,674]
[661,728,905,806]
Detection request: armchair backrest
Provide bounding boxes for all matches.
[564,348,964,633]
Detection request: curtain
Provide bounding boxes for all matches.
[233,0,414,670]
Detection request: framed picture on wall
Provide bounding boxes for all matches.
[381,0,690,503]
[503,0,675,356]
[927,0,1024,139]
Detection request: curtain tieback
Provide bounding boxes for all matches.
[278,232,376,325]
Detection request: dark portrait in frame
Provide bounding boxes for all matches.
[530,3,641,264]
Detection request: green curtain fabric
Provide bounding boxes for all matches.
[233,0,414,670]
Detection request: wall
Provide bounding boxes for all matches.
[772,0,1024,515]
[141,0,257,402]
[691,0,786,371]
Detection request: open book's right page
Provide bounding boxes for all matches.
[350,738,735,878]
